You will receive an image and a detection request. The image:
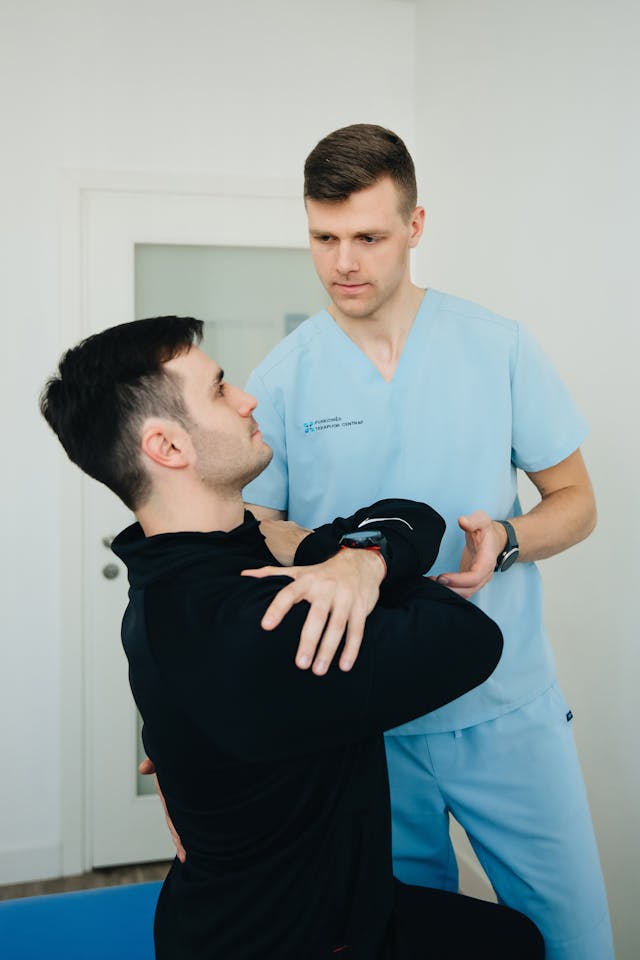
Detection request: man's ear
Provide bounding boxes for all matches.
[141,419,191,469]
[408,205,426,248]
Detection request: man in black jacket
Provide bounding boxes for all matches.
[40,316,543,959]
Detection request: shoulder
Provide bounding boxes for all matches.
[429,289,518,343]
[145,571,296,661]
[249,310,330,385]
[424,290,532,383]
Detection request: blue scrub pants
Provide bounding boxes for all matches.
[385,684,614,960]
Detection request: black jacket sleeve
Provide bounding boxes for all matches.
[293,497,445,584]
[206,575,503,761]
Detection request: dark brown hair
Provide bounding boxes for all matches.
[40,316,203,510]
[304,124,417,219]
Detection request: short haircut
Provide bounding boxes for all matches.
[40,316,203,510]
[304,123,418,219]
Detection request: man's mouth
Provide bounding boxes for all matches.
[334,282,369,293]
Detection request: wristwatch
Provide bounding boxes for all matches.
[494,520,519,572]
[338,529,391,573]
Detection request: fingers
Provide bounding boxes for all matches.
[339,610,367,672]
[169,822,186,864]
[297,603,344,674]
[241,565,288,579]
[437,569,491,598]
[298,599,367,676]
[437,570,479,588]
[442,585,476,599]
[239,566,299,629]
[259,576,306,630]
[138,757,156,775]
[246,553,379,674]
[155,774,187,864]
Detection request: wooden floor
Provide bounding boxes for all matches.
[0,861,172,902]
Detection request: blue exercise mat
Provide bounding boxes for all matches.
[0,880,161,960]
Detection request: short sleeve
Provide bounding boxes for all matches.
[243,369,289,511]
[511,323,589,472]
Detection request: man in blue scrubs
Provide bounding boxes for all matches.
[242,124,613,959]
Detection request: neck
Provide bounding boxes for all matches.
[137,484,246,537]
[330,282,425,381]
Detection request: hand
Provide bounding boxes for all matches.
[138,757,186,863]
[434,511,506,599]
[241,549,385,675]
[258,518,312,567]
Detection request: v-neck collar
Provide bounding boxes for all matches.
[319,288,435,385]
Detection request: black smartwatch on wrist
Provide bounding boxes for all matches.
[338,529,391,573]
[494,520,519,572]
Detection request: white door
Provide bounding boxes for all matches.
[81,183,325,866]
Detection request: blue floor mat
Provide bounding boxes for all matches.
[0,880,161,959]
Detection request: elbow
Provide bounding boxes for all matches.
[486,623,504,680]
[576,493,597,544]
[471,618,503,688]
[461,612,504,692]
[585,499,598,539]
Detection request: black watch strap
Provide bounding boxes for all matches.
[494,519,519,572]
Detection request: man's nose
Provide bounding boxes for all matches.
[234,387,257,416]
[336,242,359,275]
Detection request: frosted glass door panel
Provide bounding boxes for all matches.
[135,244,327,387]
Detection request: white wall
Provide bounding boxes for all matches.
[0,0,416,881]
[414,1,640,956]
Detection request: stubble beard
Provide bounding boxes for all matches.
[191,428,273,496]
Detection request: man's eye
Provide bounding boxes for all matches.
[361,235,377,244]
[217,382,225,397]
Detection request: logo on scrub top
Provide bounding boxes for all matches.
[303,416,364,435]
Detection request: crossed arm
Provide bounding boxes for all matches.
[244,447,596,657]
[242,516,383,675]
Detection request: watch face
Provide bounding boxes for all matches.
[495,520,519,572]
[499,546,519,571]
[340,530,383,548]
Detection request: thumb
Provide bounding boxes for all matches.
[458,510,489,532]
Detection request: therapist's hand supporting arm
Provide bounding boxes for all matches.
[437,449,596,598]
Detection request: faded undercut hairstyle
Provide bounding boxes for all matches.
[40,316,203,510]
[304,123,418,220]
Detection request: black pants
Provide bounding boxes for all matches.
[382,880,545,959]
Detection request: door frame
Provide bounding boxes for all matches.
[58,169,303,874]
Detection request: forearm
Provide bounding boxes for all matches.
[245,503,312,567]
[503,480,597,564]
[296,498,445,583]
[368,580,503,732]
[225,578,502,760]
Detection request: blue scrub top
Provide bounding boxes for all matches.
[243,289,588,733]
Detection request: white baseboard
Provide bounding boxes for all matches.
[0,843,63,886]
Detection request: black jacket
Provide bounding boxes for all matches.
[112,499,502,960]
